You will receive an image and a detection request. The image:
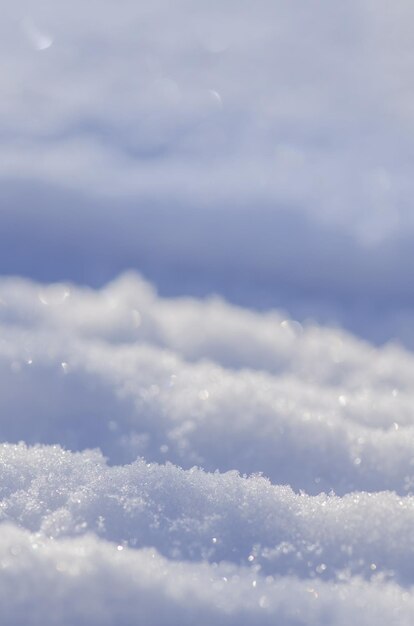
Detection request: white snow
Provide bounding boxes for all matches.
[1,274,414,624]
[2,0,414,623]
[1,0,414,343]
[2,525,414,626]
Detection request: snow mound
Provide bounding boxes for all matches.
[1,273,414,624]
[0,273,414,496]
[2,443,414,585]
[2,524,413,626]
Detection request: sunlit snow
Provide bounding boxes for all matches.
[0,275,414,623]
[2,0,414,624]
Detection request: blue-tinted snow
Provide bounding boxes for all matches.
[0,276,414,623]
[1,1,414,624]
[1,1,414,344]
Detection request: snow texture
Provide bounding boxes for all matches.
[1,274,414,624]
[2,0,414,623]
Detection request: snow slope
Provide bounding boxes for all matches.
[1,274,414,624]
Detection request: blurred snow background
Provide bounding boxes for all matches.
[2,1,414,624]
[2,0,414,343]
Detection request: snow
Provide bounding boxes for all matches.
[1,275,414,623]
[2,526,414,626]
[2,0,414,623]
[2,0,414,344]
[3,441,414,583]
[2,273,414,496]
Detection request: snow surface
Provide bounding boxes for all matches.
[2,0,414,623]
[2,0,414,344]
[1,274,414,624]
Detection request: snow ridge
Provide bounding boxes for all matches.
[1,273,414,624]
